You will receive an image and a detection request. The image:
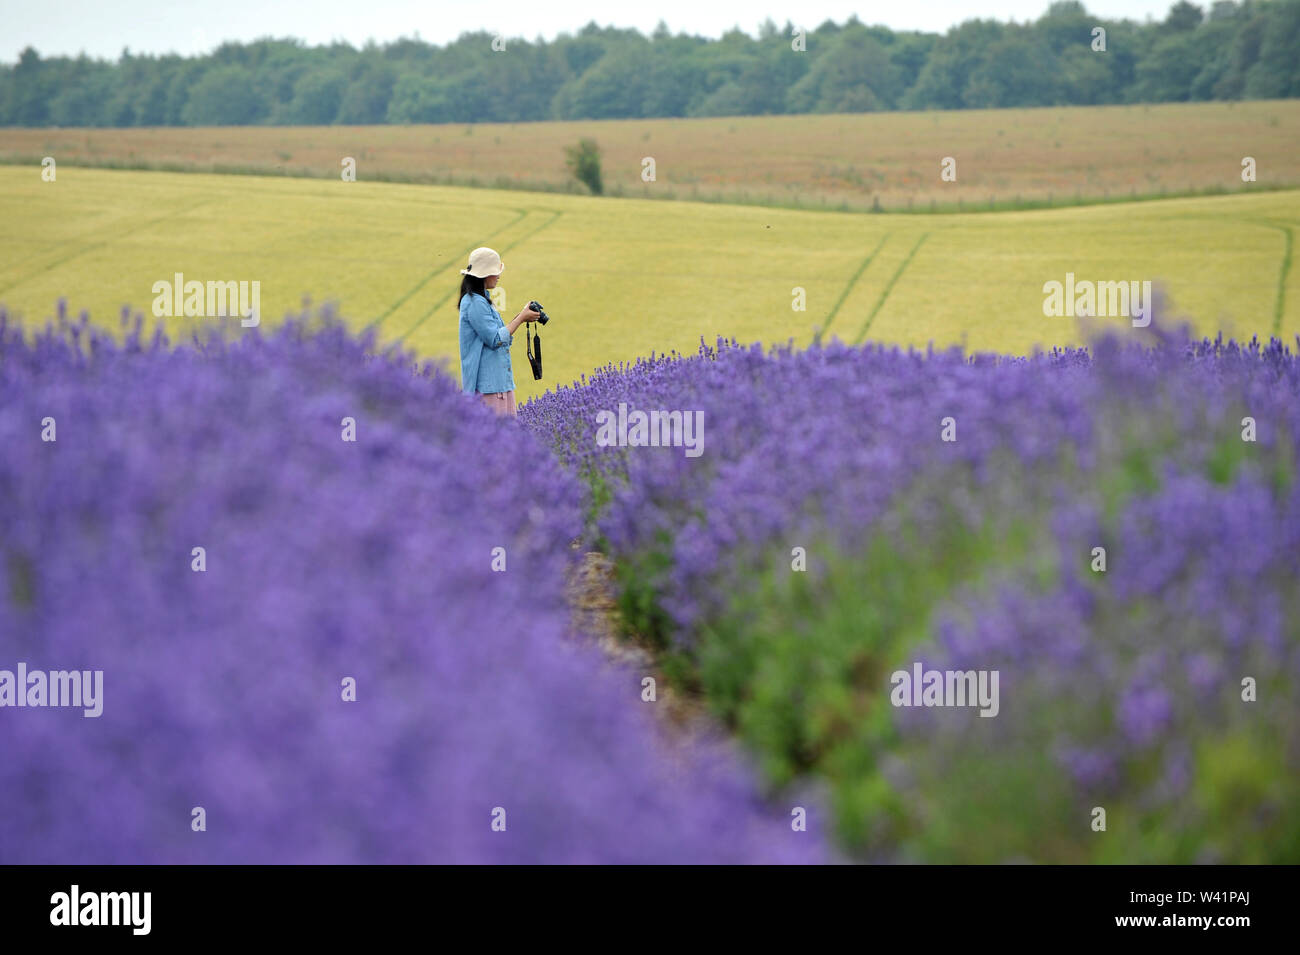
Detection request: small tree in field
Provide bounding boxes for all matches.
[565,138,603,195]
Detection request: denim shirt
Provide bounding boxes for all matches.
[459,292,515,394]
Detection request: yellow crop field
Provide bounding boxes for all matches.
[1,166,1296,402]
[3,100,1299,213]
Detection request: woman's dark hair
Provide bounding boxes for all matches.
[458,272,487,306]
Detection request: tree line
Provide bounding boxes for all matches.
[2,1,1298,128]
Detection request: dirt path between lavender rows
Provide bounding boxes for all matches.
[566,550,715,738]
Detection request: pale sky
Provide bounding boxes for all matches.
[1,0,1178,63]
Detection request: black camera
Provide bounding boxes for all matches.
[525,301,548,381]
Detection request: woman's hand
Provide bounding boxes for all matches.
[503,304,540,338]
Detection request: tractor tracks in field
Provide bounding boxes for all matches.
[853,232,930,344]
[0,199,215,299]
[813,232,890,345]
[1190,216,1295,337]
[1254,219,1295,336]
[809,230,930,347]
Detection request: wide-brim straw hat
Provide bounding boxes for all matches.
[460,247,505,278]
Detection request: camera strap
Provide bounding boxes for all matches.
[526,323,543,380]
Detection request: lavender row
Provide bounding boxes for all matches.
[523,324,1300,860]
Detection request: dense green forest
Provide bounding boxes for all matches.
[2,1,1299,127]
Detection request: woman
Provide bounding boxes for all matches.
[457,247,539,417]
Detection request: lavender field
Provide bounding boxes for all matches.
[3,302,1298,863]
[524,316,1300,863]
[0,306,821,864]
